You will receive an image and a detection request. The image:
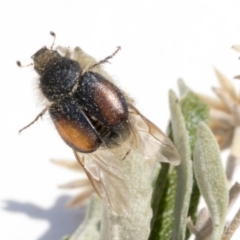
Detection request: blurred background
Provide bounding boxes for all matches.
[1,0,240,239]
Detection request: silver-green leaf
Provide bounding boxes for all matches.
[169,90,193,240]
[69,194,101,240]
[100,149,153,240]
[194,122,228,240]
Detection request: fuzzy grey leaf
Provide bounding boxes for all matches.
[194,122,228,240]
[178,78,191,96]
[100,149,152,240]
[169,90,193,240]
[69,194,101,240]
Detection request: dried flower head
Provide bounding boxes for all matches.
[198,68,240,151]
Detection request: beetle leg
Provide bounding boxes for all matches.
[19,107,48,133]
[89,46,121,70]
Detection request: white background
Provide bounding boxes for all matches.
[1,0,240,239]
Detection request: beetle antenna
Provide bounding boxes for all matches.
[16,61,33,68]
[50,31,56,50]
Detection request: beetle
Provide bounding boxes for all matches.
[18,32,180,215]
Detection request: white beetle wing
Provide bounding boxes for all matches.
[74,149,130,216]
[128,103,180,166]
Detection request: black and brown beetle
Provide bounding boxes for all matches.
[18,32,180,215]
